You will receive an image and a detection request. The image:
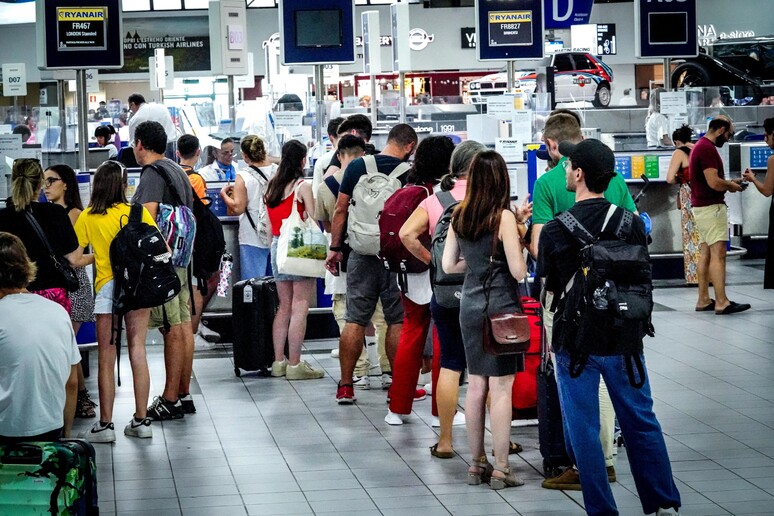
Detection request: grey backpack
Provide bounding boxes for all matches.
[430,191,465,308]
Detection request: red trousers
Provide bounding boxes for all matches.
[389,295,440,416]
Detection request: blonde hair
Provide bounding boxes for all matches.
[240,135,267,163]
[11,159,44,211]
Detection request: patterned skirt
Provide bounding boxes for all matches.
[69,267,95,323]
[679,184,701,285]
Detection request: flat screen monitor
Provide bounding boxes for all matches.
[648,12,688,45]
[295,9,342,48]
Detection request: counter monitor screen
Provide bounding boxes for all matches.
[750,146,774,170]
[295,9,343,48]
[648,12,688,45]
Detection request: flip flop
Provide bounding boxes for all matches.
[430,443,454,459]
[695,299,715,312]
[492,441,523,456]
[716,301,751,315]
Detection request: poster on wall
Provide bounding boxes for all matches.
[101,17,210,75]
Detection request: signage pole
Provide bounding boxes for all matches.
[399,71,406,124]
[314,64,326,145]
[75,69,89,173]
[506,61,515,92]
[370,75,377,128]
[227,75,236,133]
[663,58,671,92]
[57,80,68,151]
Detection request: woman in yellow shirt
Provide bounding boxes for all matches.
[73,161,158,444]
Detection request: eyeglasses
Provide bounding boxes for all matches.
[219,150,237,157]
[44,177,62,187]
[562,160,575,171]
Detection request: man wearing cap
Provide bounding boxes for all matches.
[530,112,636,491]
[538,139,681,516]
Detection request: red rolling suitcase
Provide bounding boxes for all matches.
[512,297,541,412]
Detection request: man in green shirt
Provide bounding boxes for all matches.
[530,112,636,491]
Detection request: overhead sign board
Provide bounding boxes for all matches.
[635,0,698,58]
[280,0,356,66]
[544,0,593,29]
[476,0,544,61]
[36,0,123,70]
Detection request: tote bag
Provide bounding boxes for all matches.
[277,182,327,278]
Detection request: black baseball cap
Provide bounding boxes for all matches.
[558,139,615,179]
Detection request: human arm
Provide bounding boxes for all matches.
[65,247,94,268]
[742,158,774,197]
[529,223,543,259]
[298,181,315,220]
[399,206,431,265]
[442,226,467,274]
[500,210,527,281]
[62,364,78,438]
[142,201,159,220]
[513,194,532,244]
[67,208,82,227]
[666,150,684,184]
[324,192,350,274]
[220,175,247,214]
[704,167,743,193]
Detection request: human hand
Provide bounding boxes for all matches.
[514,194,533,224]
[325,250,343,275]
[742,168,756,183]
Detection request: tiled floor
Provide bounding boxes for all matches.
[73,258,774,515]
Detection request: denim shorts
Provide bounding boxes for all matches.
[94,280,114,315]
[345,251,403,326]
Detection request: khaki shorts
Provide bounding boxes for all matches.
[149,267,191,329]
[692,204,729,246]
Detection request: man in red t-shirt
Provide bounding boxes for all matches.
[689,117,750,315]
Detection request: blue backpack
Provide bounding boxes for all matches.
[146,163,197,268]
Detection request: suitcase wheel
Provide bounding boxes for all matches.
[234,368,241,377]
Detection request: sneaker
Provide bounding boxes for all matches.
[386,388,427,403]
[197,322,220,342]
[124,417,153,438]
[424,382,433,396]
[432,411,466,427]
[353,375,371,390]
[80,421,116,443]
[147,395,184,421]
[194,334,216,351]
[179,393,196,414]
[381,373,393,390]
[336,383,356,405]
[271,359,288,377]
[384,410,404,425]
[330,348,340,358]
[541,467,581,491]
[418,371,431,386]
[286,361,325,380]
[655,508,679,516]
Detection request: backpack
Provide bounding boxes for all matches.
[348,155,410,256]
[146,163,197,268]
[379,182,433,274]
[191,191,226,293]
[243,164,275,248]
[430,191,465,308]
[554,205,654,387]
[110,203,181,383]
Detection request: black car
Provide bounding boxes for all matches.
[671,36,774,104]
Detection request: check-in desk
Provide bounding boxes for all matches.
[738,142,774,257]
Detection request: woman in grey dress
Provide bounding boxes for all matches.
[443,151,530,490]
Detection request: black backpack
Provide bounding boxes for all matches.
[554,205,654,387]
[430,191,465,308]
[190,192,226,294]
[110,203,181,383]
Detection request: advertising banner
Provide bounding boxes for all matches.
[102,17,210,75]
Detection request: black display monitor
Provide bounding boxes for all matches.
[648,12,688,45]
[295,9,343,48]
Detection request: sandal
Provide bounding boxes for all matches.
[467,455,493,485]
[430,443,454,459]
[492,441,523,456]
[490,465,525,490]
[75,389,97,419]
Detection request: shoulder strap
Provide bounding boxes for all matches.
[437,190,456,210]
[556,211,595,247]
[129,203,143,224]
[362,155,378,176]
[323,174,341,198]
[601,204,618,233]
[248,165,269,183]
[145,162,184,207]
[24,210,56,256]
[389,161,411,179]
[612,208,633,240]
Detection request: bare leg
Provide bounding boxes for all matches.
[696,242,712,309]
[385,323,403,372]
[161,323,189,402]
[490,375,515,471]
[465,374,488,471]
[287,279,315,365]
[272,280,294,362]
[339,322,366,384]
[708,241,730,309]
[436,367,462,454]
[125,309,151,418]
[190,274,219,332]
[95,314,117,423]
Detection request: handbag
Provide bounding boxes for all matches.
[24,211,80,292]
[276,181,327,278]
[482,232,530,355]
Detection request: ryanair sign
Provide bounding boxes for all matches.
[488,11,533,24]
[57,7,107,22]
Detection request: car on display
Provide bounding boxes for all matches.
[467,51,614,108]
[671,36,774,105]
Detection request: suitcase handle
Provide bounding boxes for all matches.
[1,443,44,464]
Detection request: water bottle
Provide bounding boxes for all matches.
[593,281,610,310]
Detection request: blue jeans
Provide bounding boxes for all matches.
[555,350,680,516]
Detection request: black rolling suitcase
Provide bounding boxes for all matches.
[232,277,279,377]
[0,438,98,515]
[537,312,574,478]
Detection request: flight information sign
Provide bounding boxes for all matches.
[476,0,543,61]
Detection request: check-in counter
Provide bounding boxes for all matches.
[738,143,774,246]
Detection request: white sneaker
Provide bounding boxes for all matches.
[381,373,393,390]
[194,334,215,351]
[286,361,325,380]
[384,411,404,425]
[271,359,288,377]
[353,375,371,390]
[80,421,116,443]
[431,412,466,428]
[124,417,153,438]
[418,371,431,386]
[197,322,220,342]
[330,348,340,358]
[655,509,679,516]
[424,382,433,396]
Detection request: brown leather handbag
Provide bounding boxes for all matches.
[481,233,530,356]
